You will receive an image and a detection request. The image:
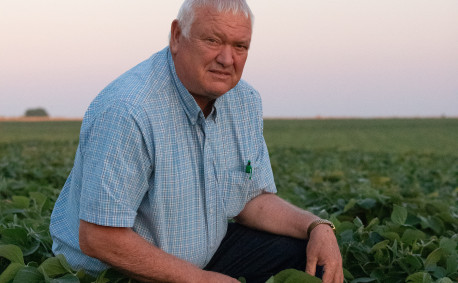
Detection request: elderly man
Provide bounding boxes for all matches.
[50,0,343,282]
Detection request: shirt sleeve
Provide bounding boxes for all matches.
[79,103,152,227]
[247,92,277,200]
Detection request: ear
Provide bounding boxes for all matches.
[170,20,182,55]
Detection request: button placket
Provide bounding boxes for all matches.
[202,120,218,252]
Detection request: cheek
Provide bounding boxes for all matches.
[195,56,214,75]
[234,57,248,76]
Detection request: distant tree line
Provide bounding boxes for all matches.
[25,108,49,117]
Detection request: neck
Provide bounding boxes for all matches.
[191,93,215,118]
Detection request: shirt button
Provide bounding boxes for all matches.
[210,208,214,214]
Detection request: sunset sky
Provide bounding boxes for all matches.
[1,0,457,118]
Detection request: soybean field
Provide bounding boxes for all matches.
[0,119,457,283]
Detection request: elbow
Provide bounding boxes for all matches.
[79,236,93,258]
[234,211,248,226]
[79,220,100,258]
[79,220,130,261]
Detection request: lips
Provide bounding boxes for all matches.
[209,70,231,76]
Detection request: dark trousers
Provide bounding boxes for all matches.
[204,223,323,283]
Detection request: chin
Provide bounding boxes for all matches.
[205,92,225,100]
[209,83,237,97]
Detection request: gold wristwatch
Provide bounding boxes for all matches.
[307,219,336,238]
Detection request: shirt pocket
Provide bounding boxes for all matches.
[220,170,251,218]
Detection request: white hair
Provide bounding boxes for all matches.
[176,0,254,38]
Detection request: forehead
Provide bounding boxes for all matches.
[191,7,252,40]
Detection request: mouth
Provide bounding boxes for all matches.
[209,70,231,77]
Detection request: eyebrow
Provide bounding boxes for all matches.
[204,27,251,44]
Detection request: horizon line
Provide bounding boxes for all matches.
[1,115,457,122]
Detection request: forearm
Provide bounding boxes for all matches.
[235,193,321,239]
[79,220,204,283]
[235,194,343,282]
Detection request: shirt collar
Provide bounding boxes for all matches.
[167,47,219,124]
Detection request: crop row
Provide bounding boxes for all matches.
[1,140,457,282]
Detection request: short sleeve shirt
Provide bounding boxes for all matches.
[49,47,276,275]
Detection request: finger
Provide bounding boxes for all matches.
[321,263,338,283]
[321,266,331,283]
[338,268,345,283]
[334,259,344,283]
[331,270,343,283]
[305,257,317,277]
[324,265,344,283]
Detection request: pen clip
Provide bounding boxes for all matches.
[245,160,252,180]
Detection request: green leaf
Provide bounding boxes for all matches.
[75,269,89,280]
[357,198,376,210]
[435,277,453,283]
[38,256,69,277]
[380,231,401,242]
[349,247,370,262]
[353,217,363,228]
[368,269,385,282]
[29,192,48,213]
[344,199,357,212]
[405,272,432,283]
[365,218,379,230]
[402,229,427,245]
[0,244,25,265]
[343,268,354,280]
[94,269,110,283]
[370,240,390,252]
[337,221,355,233]
[399,254,423,271]
[391,205,407,225]
[425,248,444,269]
[56,254,74,274]
[439,238,456,253]
[50,274,80,283]
[419,216,444,234]
[446,254,457,274]
[22,240,41,257]
[428,216,445,234]
[432,266,447,279]
[28,261,39,268]
[0,262,23,283]
[273,269,322,283]
[11,196,30,209]
[350,278,375,283]
[0,228,28,246]
[339,229,354,243]
[12,266,44,283]
[397,255,423,274]
[390,239,398,259]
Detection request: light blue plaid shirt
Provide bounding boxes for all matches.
[50,47,276,275]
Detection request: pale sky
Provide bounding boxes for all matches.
[1,0,457,118]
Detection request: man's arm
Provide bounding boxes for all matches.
[79,220,239,283]
[234,193,344,283]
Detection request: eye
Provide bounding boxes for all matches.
[234,44,249,52]
[206,38,220,45]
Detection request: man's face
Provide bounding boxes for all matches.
[170,7,252,103]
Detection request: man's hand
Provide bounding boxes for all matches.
[236,193,344,283]
[305,225,344,283]
[79,220,236,283]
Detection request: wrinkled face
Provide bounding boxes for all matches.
[170,7,252,103]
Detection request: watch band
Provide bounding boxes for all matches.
[307,219,336,238]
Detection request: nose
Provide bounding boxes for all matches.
[216,45,234,67]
